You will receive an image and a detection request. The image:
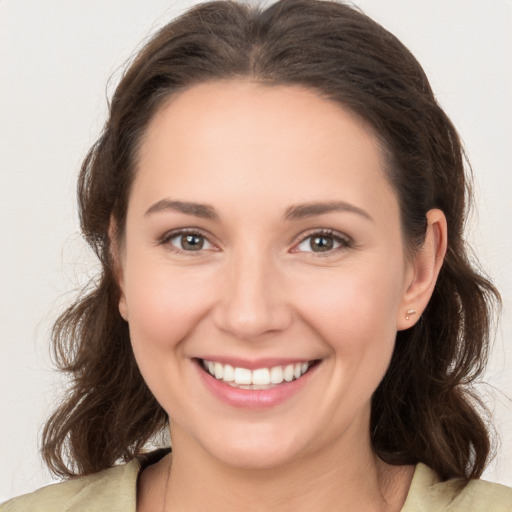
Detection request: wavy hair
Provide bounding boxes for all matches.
[41,0,500,480]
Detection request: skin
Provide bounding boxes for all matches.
[115,80,447,511]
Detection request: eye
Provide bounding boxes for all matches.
[294,230,351,254]
[163,230,214,252]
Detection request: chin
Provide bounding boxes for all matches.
[197,425,310,470]
[210,444,299,470]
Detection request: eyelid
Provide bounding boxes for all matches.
[159,227,220,254]
[290,228,353,254]
[158,227,352,256]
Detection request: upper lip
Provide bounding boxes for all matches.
[195,356,318,370]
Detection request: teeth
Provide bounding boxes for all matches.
[202,359,312,388]
[223,364,234,382]
[234,367,252,385]
[252,368,270,386]
[270,366,283,384]
[283,364,294,382]
[214,362,223,380]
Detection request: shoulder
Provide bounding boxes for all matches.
[0,459,140,512]
[402,463,512,512]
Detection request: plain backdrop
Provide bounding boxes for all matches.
[1,0,511,500]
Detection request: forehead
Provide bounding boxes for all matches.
[133,80,398,220]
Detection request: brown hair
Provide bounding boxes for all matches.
[42,0,500,481]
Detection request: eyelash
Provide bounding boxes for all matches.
[159,228,216,255]
[292,229,353,256]
[159,228,353,256]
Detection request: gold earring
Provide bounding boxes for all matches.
[405,309,417,320]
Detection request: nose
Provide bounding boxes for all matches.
[213,248,292,341]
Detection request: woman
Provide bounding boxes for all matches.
[2,0,511,510]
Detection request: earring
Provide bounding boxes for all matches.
[405,309,417,320]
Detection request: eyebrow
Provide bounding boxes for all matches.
[145,199,219,220]
[284,201,373,222]
[144,198,372,222]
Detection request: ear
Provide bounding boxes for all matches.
[109,217,129,321]
[397,208,447,330]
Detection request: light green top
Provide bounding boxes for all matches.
[2,459,511,511]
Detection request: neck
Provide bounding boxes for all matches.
[164,422,412,512]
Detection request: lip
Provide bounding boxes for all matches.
[197,356,313,370]
[194,358,319,409]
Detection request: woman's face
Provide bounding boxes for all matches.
[118,81,416,469]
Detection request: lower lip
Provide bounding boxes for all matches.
[195,360,318,410]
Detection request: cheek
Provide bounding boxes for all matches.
[279,261,406,432]
[123,257,218,354]
[294,262,404,358]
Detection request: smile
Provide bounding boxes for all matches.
[201,359,313,390]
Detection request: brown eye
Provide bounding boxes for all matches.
[310,235,334,252]
[182,234,204,250]
[295,231,351,254]
[168,232,212,251]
